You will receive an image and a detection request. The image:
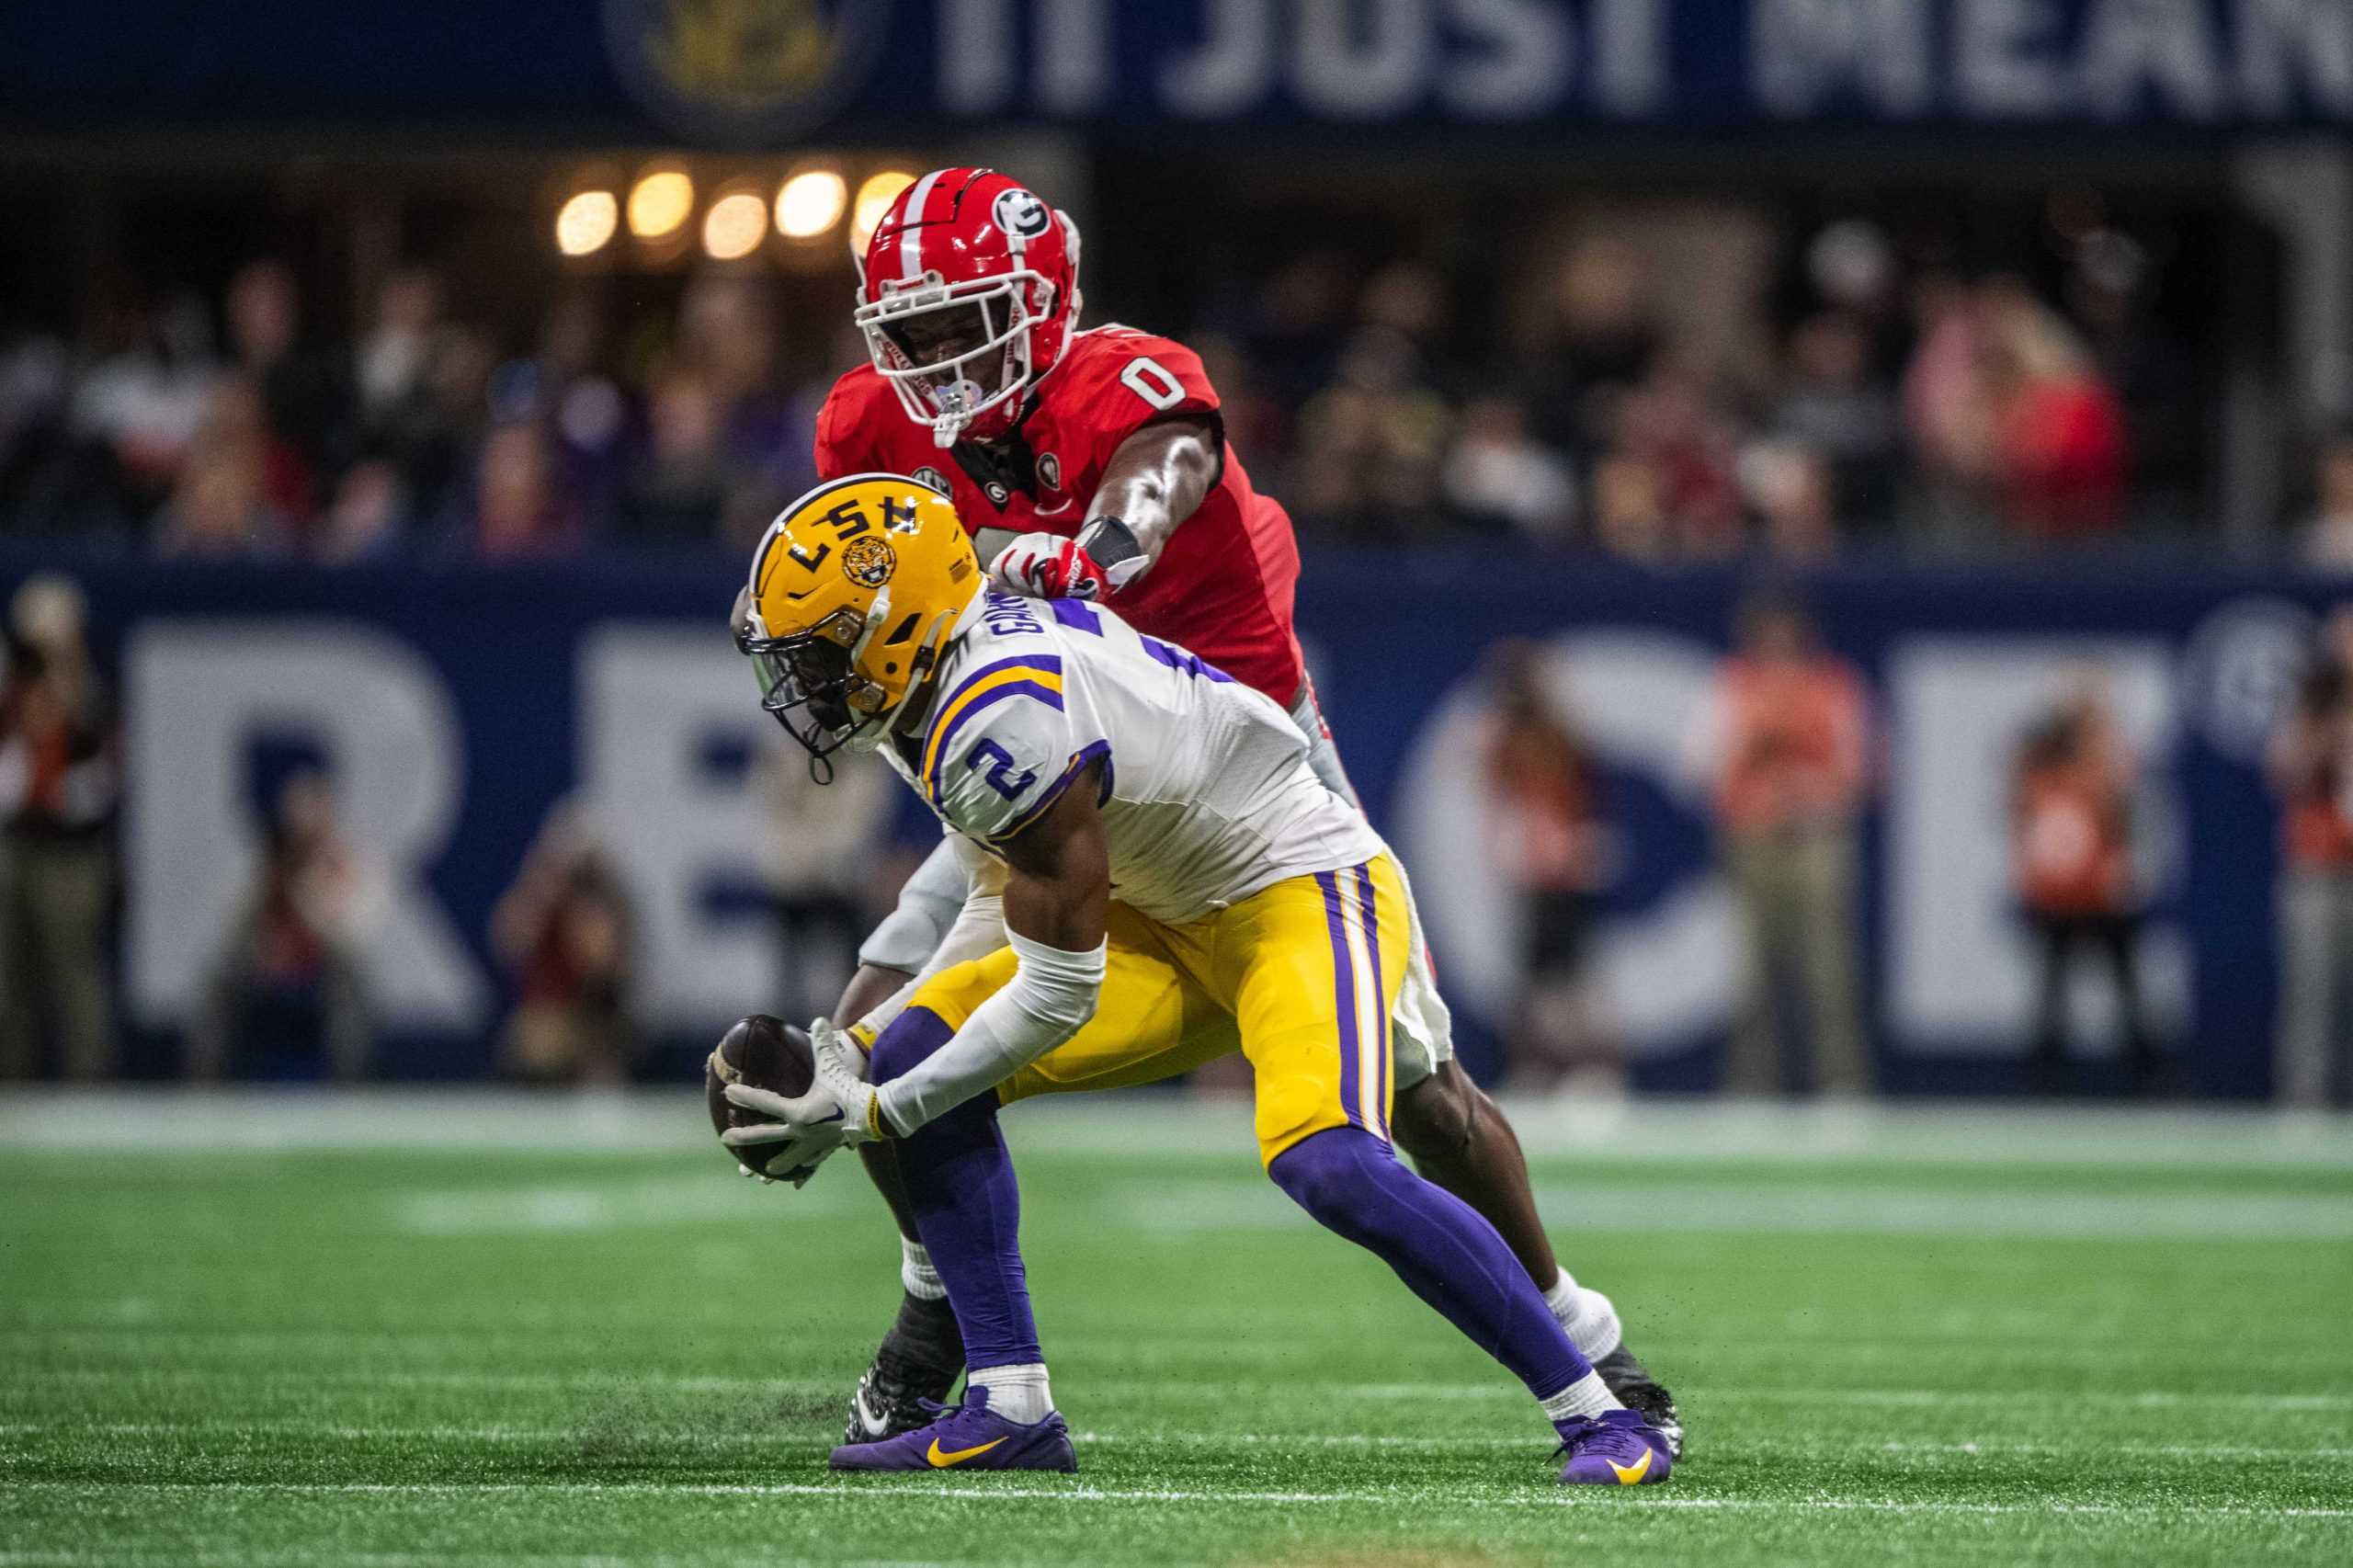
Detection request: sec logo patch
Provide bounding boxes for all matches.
[912,466,950,496]
[1038,451,1062,490]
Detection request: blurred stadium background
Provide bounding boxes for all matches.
[6,0,2353,1100]
[6,5,2353,1565]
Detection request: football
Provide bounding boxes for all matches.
[704,1014,816,1178]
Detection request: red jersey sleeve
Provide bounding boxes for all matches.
[1056,329,1223,470]
[812,369,879,481]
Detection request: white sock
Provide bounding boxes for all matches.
[1540,1370,1622,1425]
[900,1238,947,1302]
[968,1362,1053,1424]
[1542,1271,1623,1362]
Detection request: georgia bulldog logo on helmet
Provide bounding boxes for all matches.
[991,187,1051,242]
[853,167,1082,449]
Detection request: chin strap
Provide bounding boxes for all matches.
[847,606,961,756]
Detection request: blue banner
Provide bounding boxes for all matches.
[6,547,2331,1096]
[6,2,2349,142]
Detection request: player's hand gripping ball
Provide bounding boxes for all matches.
[705,1015,822,1186]
[710,1016,882,1187]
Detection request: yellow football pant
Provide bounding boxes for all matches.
[906,856,1409,1163]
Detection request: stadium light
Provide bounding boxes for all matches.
[554,190,619,257]
[851,170,915,252]
[627,170,695,240]
[776,168,848,240]
[703,191,770,261]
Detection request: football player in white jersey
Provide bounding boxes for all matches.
[719,474,1675,1484]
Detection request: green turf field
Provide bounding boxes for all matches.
[4,1094,2349,1567]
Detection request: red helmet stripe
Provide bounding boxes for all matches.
[897,168,949,284]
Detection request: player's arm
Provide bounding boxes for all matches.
[722,766,1107,1152]
[988,415,1220,601]
[1066,416,1220,590]
[865,767,1108,1137]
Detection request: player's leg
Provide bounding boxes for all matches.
[1381,855,1677,1445]
[828,839,978,1443]
[829,913,1232,1471]
[1215,858,1671,1484]
[1294,677,1678,1445]
[830,1000,1074,1472]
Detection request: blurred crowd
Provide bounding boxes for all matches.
[1216,220,2196,560]
[0,264,828,562]
[1,210,2347,563]
[1473,591,2347,1108]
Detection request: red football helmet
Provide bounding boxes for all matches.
[855,167,1081,448]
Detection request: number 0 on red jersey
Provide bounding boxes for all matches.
[814,325,1308,708]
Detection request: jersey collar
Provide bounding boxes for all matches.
[949,418,1040,507]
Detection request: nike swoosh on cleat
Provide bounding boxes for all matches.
[852,1392,890,1439]
[926,1435,1008,1467]
[1609,1449,1654,1484]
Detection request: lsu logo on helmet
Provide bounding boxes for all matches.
[842,535,896,587]
[737,473,978,769]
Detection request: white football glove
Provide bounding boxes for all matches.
[985,517,1148,602]
[986,531,1114,601]
[720,1018,887,1181]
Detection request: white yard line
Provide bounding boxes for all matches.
[9,1420,2351,1463]
[1114,1178,2353,1240]
[19,1324,2349,1375]
[12,1363,2353,1413]
[3,1480,2349,1520]
[5,1091,2348,1169]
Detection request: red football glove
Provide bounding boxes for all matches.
[986,532,1114,601]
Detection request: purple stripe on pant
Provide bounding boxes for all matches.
[1352,863,1391,1141]
[1314,869,1363,1131]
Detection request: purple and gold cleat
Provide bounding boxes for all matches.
[828,1384,1077,1473]
[1554,1408,1675,1486]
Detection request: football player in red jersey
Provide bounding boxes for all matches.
[799,167,1680,1455]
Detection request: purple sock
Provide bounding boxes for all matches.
[1268,1126,1590,1400]
[867,1006,1040,1369]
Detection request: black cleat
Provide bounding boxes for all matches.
[842,1290,964,1444]
[1594,1345,1684,1460]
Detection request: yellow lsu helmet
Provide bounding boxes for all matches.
[735,473,981,768]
